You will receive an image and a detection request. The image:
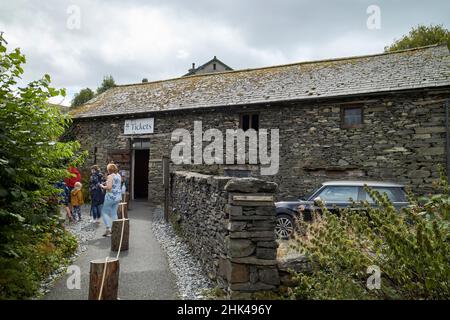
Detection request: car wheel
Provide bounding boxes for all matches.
[275,214,294,239]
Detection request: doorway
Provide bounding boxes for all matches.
[133,149,149,199]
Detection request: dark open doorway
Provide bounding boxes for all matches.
[134,149,149,199]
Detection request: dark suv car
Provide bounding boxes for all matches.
[275,181,409,239]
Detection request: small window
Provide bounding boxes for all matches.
[363,187,407,203]
[341,106,363,128]
[240,113,259,131]
[213,63,217,70]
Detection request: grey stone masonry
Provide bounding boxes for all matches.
[170,171,231,281]
[170,171,280,297]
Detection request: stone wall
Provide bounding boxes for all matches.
[170,171,230,280]
[72,90,450,204]
[170,171,280,296]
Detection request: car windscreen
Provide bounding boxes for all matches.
[362,187,407,203]
[316,186,359,202]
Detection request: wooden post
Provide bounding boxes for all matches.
[88,258,120,300]
[122,192,130,211]
[117,202,128,219]
[111,219,130,252]
[163,156,170,222]
[124,192,130,210]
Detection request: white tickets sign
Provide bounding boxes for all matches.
[124,118,154,135]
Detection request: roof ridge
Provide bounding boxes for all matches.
[114,43,447,89]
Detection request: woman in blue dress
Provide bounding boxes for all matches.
[100,163,122,237]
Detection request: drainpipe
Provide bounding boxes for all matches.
[93,146,97,164]
[446,100,450,182]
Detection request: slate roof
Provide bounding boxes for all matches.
[71,44,450,119]
[48,103,70,113]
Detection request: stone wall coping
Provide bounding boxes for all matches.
[172,171,229,186]
[224,178,278,193]
[172,171,279,193]
[173,170,213,180]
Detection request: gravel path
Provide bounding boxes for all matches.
[65,206,98,254]
[149,208,214,300]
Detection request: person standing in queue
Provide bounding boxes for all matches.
[89,165,105,224]
[100,163,122,237]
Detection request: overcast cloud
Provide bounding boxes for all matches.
[0,0,449,105]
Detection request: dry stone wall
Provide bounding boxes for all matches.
[170,171,280,296]
[170,171,230,280]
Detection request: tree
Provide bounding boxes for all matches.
[0,33,84,298]
[96,75,116,95]
[385,24,450,52]
[71,87,94,107]
[70,76,116,107]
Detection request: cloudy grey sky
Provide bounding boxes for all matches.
[0,0,449,105]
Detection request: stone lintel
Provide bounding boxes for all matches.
[229,193,275,206]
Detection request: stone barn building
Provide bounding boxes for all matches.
[70,44,450,206]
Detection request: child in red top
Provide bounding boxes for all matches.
[65,166,81,188]
[65,166,81,218]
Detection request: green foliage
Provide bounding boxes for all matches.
[0,34,83,299]
[96,75,116,95]
[200,287,227,300]
[289,169,450,300]
[385,24,450,52]
[0,218,77,299]
[70,75,116,108]
[71,88,94,107]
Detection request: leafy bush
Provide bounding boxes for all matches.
[81,174,91,204]
[385,24,450,52]
[96,75,116,95]
[0,34,84,299]
[289,170,450,300]
[0,218,78,299]
[71,88,94,107]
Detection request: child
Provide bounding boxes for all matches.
[71,182,84,221]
